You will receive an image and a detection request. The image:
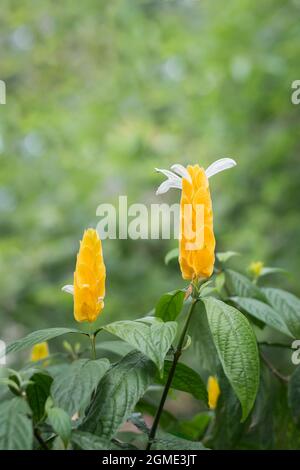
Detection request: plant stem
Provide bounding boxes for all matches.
[90,334,97,360]
[146,299,198,450]
[260,350,289,383]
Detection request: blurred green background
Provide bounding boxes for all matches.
[0,0,299,344]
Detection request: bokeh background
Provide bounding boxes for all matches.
[1,0,299,345]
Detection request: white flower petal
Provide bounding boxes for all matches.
[155,168,181,182]
[156,179,182,195]
[205,158,237,178]
[170,164,192,183]
[62,284,74,295]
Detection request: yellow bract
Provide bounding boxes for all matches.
[74,228,106,323]
[207,375,221,410]
[179,165,215,281]
[30,342,49,362]
[249,261,264,278]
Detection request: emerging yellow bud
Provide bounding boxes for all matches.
[30,342,49,362]
[207,375,221,410]
[249,261,264,278]
[74,228,106,323]
[179,165,215,281]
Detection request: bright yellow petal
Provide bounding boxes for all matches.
[73,229,106,323]
[207,375,221,410]
[30,342,49,362]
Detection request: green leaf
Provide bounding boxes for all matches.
[288,366,300,425]
[103,319,177,371]
[96,340,134,357]
[4,328,83,357]
[175,413,211,441]
[231,297,293,338]
[202,298,260,421]
[51,358,110,417]
[26,372,53,423]
[81,351,155,441]
[259,267,287,278]
[157,361,208,404]
[225,269,265,300]
[153,431,209,450]
[71,431,109,450]
[47,406,72,447]
[155,290,185,322]
[262,288,300,338]
[215,272,226,294]
[164,247,179,265]
[0,398,33,450]
[216,251,240,263]
[189,301,220,373]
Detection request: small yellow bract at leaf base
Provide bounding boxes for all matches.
[30,342,49,362]
[74,228,106,323]
[249,261,264,278]
[207,375,221,410]
[179,165,215,281]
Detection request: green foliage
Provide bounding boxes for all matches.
[262,288,300,338]
[164,248,179,265]
[103,318,177,371]
[225,269,265,300]
[4,328,83,357]
[0,398,33,450]
[51,358,110,416]
[1,253,299,450]
[26,372,53,423]
[288,366,300,425]
[231,297,293,338]
[47,405,72,448]
[157,360,208,404]
[152,432,209,450]
[155,290,185,322]
[71,431,109,450]
[81,351,155,442]
[202,297,260,421]
[0,0,300,451]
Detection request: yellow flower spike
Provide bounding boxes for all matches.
[207,375,221,410]
[73,228,106,323]
[155,159,236,282]
[179,165,215,281]
[30,342,49,362]
[249,261,264,278]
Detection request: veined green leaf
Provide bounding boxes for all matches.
[71,431,109,450]
[189,301,220,373]
[153,431,209,450]
[262,288,300,338]
[103,319,177,371]
[81,351,155,441]
[231,297,293,338]
[225,269,265,300]
[47,406,72,447]
[0,398,33,450]
[202,298,260,421]
[3,328,83,357]
[157,360,208,405]
[51,358,110,416]
[155,290,185,322]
